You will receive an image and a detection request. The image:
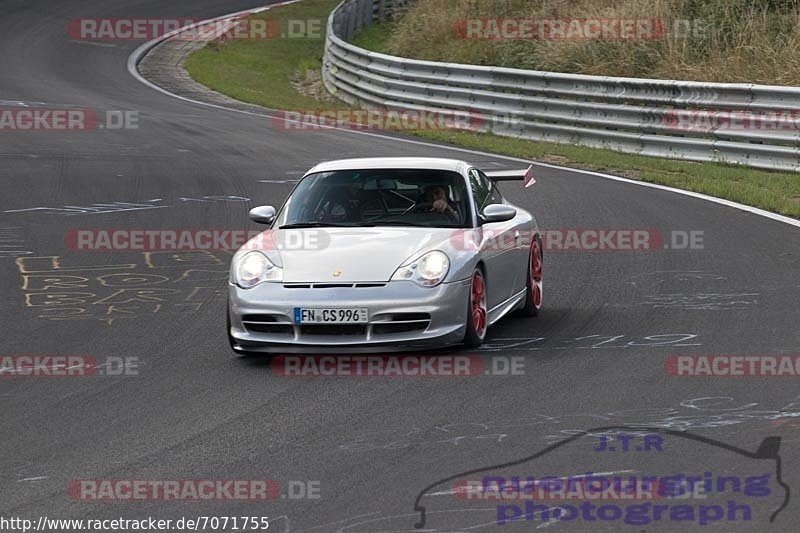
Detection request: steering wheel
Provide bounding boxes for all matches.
[408,202,435,214]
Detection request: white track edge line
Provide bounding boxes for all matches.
[126,3,800,230]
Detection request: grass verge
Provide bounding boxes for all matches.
[183,0,800,218]
[380,0,800,85]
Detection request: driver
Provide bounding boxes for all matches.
[323,184,361,222]
[426,185,459,220]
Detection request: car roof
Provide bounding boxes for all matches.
[306,157,471,175]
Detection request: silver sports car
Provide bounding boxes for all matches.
[227,157,542,353]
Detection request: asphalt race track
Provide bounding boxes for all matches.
[2,1,800,531]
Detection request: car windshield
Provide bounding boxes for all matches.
[275,169,471,228]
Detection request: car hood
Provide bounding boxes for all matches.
[253,227,459,283]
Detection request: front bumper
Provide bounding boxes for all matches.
[228,279,471,353]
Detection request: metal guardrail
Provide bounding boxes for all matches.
[322,0,800,172]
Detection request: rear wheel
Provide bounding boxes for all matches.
[463,268,488,347]
[519,235,543,316]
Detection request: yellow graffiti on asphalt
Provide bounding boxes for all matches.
[16,251,228,325]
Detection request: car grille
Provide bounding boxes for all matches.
[242,314,293,337]
[283,283,386,289]
[300,324,367,336]
[242,314,279,323]
[372,312,431,335]
[240,313,431,341]
[243,323,294,336]
[372,322,428,334]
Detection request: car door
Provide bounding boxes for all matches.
[468,168,518,309]
[487,179,530,297]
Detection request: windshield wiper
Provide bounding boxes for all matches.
[278,222,369,229]
[370,221,438,227]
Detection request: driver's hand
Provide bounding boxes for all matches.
[431,199,449,213]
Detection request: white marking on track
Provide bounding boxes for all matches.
[71,40,117,48]
[301,513,381,531]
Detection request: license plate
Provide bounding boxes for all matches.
[294,307,368,324]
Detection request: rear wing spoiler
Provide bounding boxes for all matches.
[485,164,536,188]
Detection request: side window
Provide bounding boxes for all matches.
[490,185,504,205]
[468,168,491,214]
[481,172,505,206]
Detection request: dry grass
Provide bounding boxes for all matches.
[385,0,800,84]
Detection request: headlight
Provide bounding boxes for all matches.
[233,251,282,288]
[391,250,450,287]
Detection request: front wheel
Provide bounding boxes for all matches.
[463,268,488,348]
[519,235,543,316]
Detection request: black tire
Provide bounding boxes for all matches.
[519,234,543,317]
[463,267,488,348]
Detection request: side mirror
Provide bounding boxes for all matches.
[249,205,276,224]
[480,204,516,224]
